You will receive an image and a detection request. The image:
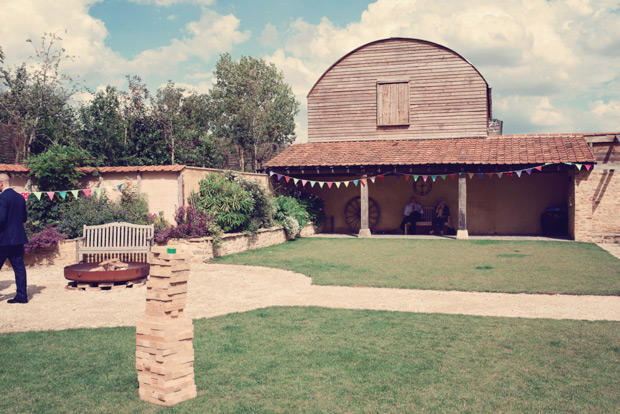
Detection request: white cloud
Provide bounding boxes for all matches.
[264,0,620,137]
[128,0,214,6]
[260,23,280,48]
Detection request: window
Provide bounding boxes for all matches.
[377,81,409,126]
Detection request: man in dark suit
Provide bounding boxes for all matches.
[0,173,29,304]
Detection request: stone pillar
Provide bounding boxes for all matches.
[136,246,197,406]
[457,174,469,239]
[358,176,372,238]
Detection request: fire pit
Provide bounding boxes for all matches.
[64,261,150,290]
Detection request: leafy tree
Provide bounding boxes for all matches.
[78,86,128,165]
[0,33,77,162]
[152,81,185,165]
[209,53,299,172]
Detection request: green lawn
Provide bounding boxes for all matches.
[1,307,620,413]
[214,238,620,294]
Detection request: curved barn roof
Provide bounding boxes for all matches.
[307,37,489,98]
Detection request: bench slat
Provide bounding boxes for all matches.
[76,222,154,264]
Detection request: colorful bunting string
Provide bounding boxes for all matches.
[17,184,128,201]
[269,162,594,190]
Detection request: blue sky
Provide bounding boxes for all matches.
[1,0,619,141]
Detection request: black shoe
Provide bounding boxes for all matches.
[7,298,28,304]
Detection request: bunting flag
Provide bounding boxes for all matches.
[20,192,29,201]
[59,191,67,199]
[266,162,594,191]
[33,192,42,200]
[47,191,55,201]
[71,190,79,198]
[83,189,91,198]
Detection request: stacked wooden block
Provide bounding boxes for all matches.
[136,246,197,406]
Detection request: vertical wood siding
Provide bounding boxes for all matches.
[308,39,489,142]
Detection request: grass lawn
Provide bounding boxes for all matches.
[213,238,620,294]
[1,307,620,413]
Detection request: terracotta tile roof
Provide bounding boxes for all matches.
[78,165,186,173]
[264,134,596,168]
[0,164,30,173]
[1,164,185,174]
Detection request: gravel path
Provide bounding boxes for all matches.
[1,244,620,334]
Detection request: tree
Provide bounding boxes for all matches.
[152,81,185,165]
[0,33,77,163]
[209,53,299,172]
[78,85,127,165]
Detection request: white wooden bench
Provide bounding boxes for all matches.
[76,222,154,264]
[404,207,436,234]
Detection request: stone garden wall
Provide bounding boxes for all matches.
[21,224,318,267]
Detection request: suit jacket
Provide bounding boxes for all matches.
[0,188,28,246]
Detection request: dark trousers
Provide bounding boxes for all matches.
[432,217,448,233]
[400,211,422,233]
[0,245,27,301]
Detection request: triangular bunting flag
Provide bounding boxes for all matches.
[59,191,67,199]
[343,181,349,187]
[515,170,522,177]
[379,174,385,181]
[83,189,91,198]
[404,174,410,181]
[396,173,401,179]
[565,162,572,166]
[285,176,291,183]
[353,180,359,186]
[487,173,494,178]
[506,172,513,177]
[335,182,341,188]
[544,163,552,166]
[47,191,55,201]
[575,164,582,170]
[422,175,428,182]
[269,171,275,176]
[293,178,299,185]
[431,175,437,182]
[440,175,447,180]
[478,173,484,179]
[450,174,456,180]
[360,178,367,186]
[370,177,376,183]
[276,174,283,181]
[21,192,29,201]
[33,192,42,200]
[535,166,543,171]
[585,164,592,171]
[301,180,307,187]
[71,190,79,198]
[327,182,333,189]
[525,169,533,175]
[413,175,419,181]
[497,172,504,178]
[309,181,316,187]
[468,173,475,179]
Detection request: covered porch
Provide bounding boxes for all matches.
[264,135,595,239]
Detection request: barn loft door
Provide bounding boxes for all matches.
[377,81,410,126]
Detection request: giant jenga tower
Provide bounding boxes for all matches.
[136,246,197,406]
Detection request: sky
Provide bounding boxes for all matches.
[0,0,619,142]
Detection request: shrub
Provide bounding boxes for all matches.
[282,216,300,239]
[189,173,255,233]
[229,172,276,229]
[154,204,221,246]
[57,194,118,239]
[274,196,310,237]
[25,226,67,254]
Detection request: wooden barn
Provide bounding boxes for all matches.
[265,38,620,242]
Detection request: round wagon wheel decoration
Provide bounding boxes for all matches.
[344,196,380,233]
[413,178,432,196]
